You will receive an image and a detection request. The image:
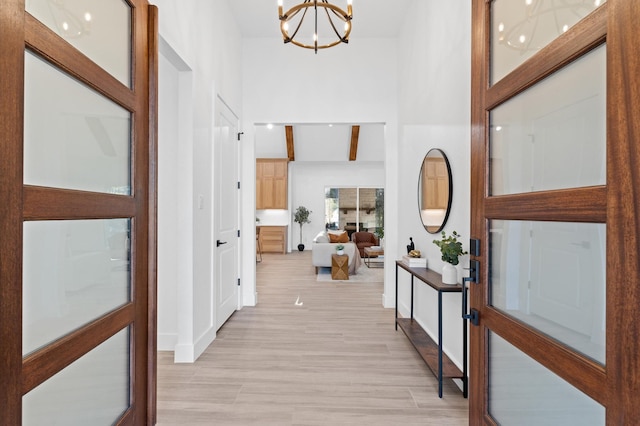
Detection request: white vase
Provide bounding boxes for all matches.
[442,263,458,284]
[337,250,344,256]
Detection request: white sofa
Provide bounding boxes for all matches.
[311,231,362,274]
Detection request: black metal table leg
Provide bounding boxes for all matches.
[438,291,443,398]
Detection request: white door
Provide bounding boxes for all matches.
[214,96,240,329]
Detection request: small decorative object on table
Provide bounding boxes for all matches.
[336,244,345,256]
[432,231,468,284]
[402,249,427,268]
[406,237,415,254]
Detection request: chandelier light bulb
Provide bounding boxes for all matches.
[62,21,69,31]
[562,24,569,32]
[498,22,504,32]
[519,34,526,44]
[84,12,91,22]
[525,0,533,5]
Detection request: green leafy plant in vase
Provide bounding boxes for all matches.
[293,206,311,251]
[336,244,345,255]
[433,230,468,284]
[374,227,384,248]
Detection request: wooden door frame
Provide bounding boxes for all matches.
[0,1,158,424]
[0,1,26,423]
[469,0,640,423]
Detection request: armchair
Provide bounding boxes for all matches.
[351,231,379,257]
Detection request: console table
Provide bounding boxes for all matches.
[395,261,468,398]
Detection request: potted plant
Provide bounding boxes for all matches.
[433,230,468,284]
[374,227,384,248]
[293,206,311,251]
[336,244,345,255]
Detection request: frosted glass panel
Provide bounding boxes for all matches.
[23,327,130,425]
[24,51,131,195]
[23,219,130,355]
[490,220,605,364]
[489,332,604,425]
[490,45,605,195]
[25,0,131,86]
[491,0,606,83]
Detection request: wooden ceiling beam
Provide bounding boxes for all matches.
[349,125,360,161]
[285,125,295,161]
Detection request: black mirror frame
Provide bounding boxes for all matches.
[417,148,453,234]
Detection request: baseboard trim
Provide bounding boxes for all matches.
[157,333,178,351]
[173,326,217,363]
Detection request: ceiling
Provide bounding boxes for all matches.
[254,123,385,163]
[228,1,408,162]
[228,0,411,39]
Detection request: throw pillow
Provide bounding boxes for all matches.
[314,232,329,243]
[329,231,349,243]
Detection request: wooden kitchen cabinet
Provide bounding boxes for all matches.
[256,158,288,209]
[258,226,287,254]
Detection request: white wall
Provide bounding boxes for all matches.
[289,162,385,249]
[151,0,243,362]
[157,51,181,351]
[241,37,400,306]
[153,0,472,369]
[396,1,472,379]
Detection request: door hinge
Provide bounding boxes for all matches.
[237,278,241,286]
[237,181,241,189]
[237,230,241,238]
[237,132,244,141]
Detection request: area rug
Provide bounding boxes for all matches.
[316,264,384,283]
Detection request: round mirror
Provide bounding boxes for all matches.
[418,148,452,234]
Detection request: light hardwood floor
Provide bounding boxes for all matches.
[157,251,469,425]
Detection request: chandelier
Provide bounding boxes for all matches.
[496,0,604,52]
[278,0,353,54]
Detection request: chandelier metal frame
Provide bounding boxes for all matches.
[278,0,353,54]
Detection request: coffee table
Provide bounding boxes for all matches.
[364,247,384,268]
